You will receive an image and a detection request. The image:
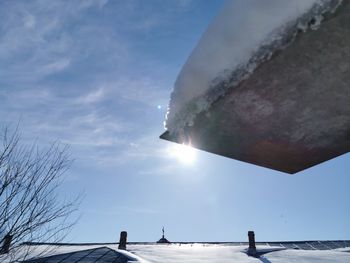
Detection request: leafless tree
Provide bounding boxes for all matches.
[0,126,80,261]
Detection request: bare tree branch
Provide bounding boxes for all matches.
[0,126,81,261]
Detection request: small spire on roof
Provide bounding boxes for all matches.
[157,226,170,244]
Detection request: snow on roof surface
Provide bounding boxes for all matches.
[165,0,342,136]
[0,244,145,263]
[129,244,350,263]
[2,242,350,263]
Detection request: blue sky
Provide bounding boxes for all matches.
[0,0,349,243]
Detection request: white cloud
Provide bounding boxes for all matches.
[75,88,105,105]
[96,78,169,108]
[0,0,129,84]
[35,111,132,147]
[0,0,176,172]
[40,58,71,75]
[23,12,36,29]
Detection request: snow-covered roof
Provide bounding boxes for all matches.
[3,241,350,263]
[130,243,350,263]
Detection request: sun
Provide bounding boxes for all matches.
[169,143,196,164]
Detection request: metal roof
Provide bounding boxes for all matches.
[22,246,134,263]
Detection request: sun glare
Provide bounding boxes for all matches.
[169,143,196,164]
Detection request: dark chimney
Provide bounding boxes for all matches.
[118,231,127,250]
[247,231,256,256]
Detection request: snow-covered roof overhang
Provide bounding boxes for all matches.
[161,0,350,173]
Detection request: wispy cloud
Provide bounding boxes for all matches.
[75,88,106,105]
[0,0,128,84]
[97,78,170,107]
[23,11,36,29]
[40,58,71,75]
[0,0,192,175]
